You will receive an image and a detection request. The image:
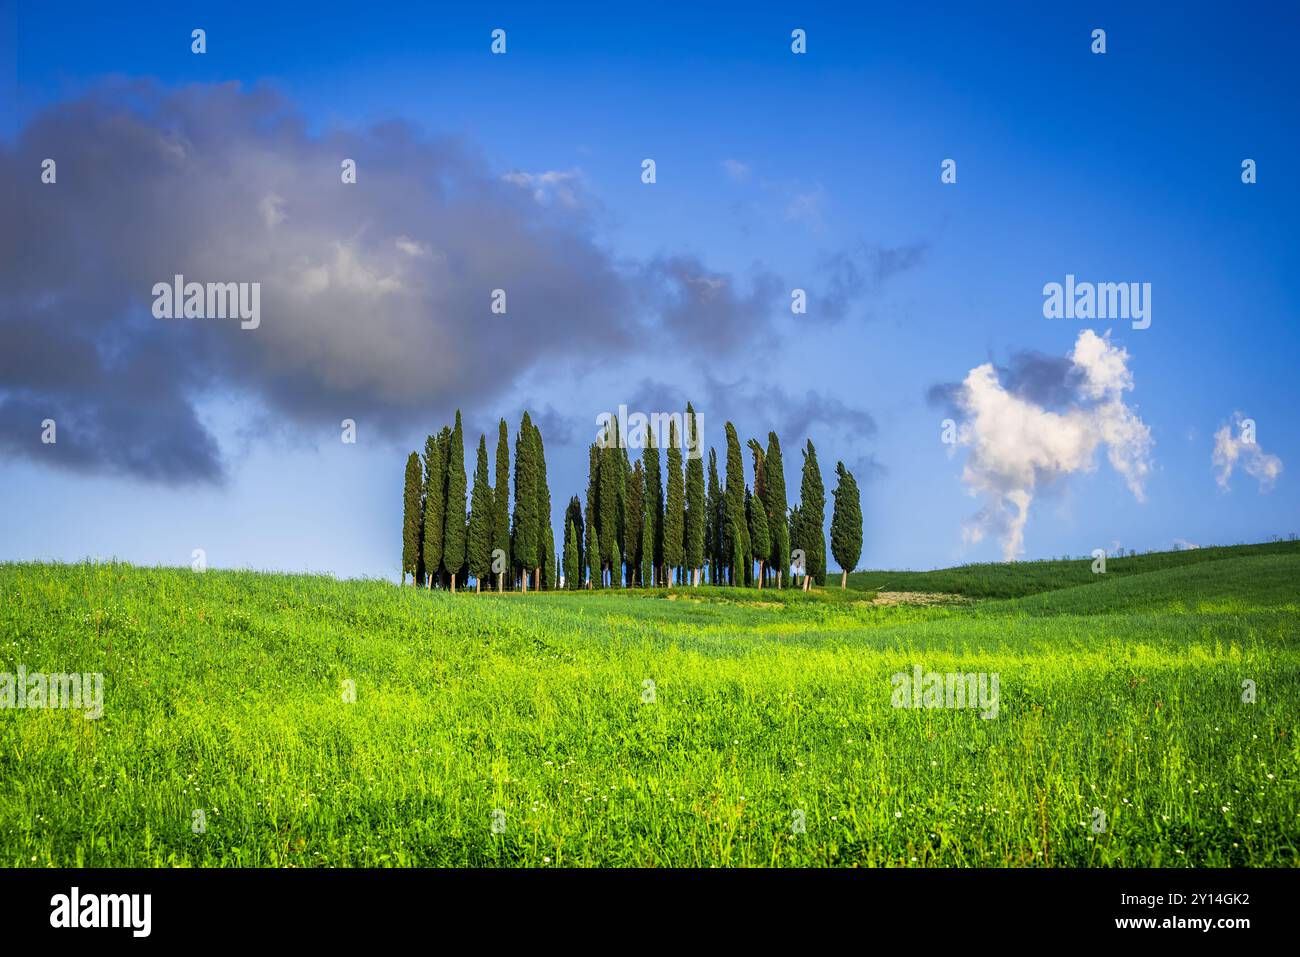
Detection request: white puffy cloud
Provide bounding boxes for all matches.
[1213,412,1283,492]
[952,330,1154,560]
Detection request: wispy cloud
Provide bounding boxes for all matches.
[1213,412,1283,492]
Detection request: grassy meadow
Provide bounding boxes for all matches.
[1,542,1297,867]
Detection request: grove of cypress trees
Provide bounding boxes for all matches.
[831,462,862,589]
[468,434,493,592]
[663,420,685,585]
[494,418,510,591]
[763,432,789,588]
[442,411,468,592]
[402,451,422,585]
[684,403,705,586]
[512,411,538,591]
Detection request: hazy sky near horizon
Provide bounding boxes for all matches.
[1,1,1297,579]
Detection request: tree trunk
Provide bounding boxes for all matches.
[449,574,456,593]
[757,561,763,589]
[475,578,481,593]
[841,570,847,589]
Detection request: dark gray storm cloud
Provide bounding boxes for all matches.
[816,240,930,324]
[0,80,781,483]
[927,348,1079,417]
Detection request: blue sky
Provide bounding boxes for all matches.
[1,1,1297,579]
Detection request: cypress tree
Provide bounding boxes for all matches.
[763,432,790,588]
[831,461,863,589]
[663,420,685,585]
[746,439,766,584]
[564,518,579,589]
[641,429,662,586]
[788,503,803,586]
[468,434,493,592]
[614,442,629,586]
[723,423,750,586]
[684,403,705,586]
[565,495,585,585]
[747,486,770,589]
[599,421,620,587]
[433,427,451,587]
[640,489,655,588]
[625,461,645,586]
[421,433,443,588]
[493,419,510,590]
[795,439,826,587]
[512,412,538,591]
[402,451,422,585]
[706,448,722,584]
[585,445,601,588]
[584,500,600,589]
[442,411,467,592]
[533,421,553,591]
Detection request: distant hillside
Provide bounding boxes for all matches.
[846,539,1300,600]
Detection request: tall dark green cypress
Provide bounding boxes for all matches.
[663,420,686,585]
[402,452,422,585]
[641,429,662,586]
[640,487,655,588]
[706,448,722,584]
[584,500,600,589]
[512,411,538,591]
[763,432,790,587]
[795,439,826,587]
[624,461,644,586]
[723,423,750,586]
[493,419,510,591]
[599,421,620,586]
[831,462,863,589]
[684,404,705,586]
[748,486,770,588]
[533,421,553,590]
[563,519,579,590]
[468,435,493,591]
[746,439,766,584]
[585,445,601,588]
[421,433,443,588]
[565,495,585,585]
[442,411,467,592]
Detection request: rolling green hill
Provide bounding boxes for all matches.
[847,538,1300,599]
[1,542,1296,867]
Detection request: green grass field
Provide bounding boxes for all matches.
[2,542,1297,867]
